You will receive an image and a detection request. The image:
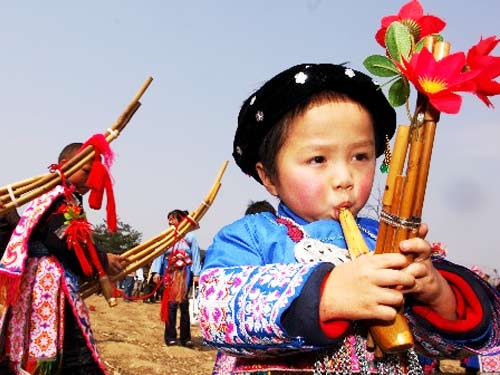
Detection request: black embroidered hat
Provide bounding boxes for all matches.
[233,63,397,184]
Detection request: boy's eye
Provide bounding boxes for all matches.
[353,153,368,161]
[310,156,326,164]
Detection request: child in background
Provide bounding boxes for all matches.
[198,64,500,374]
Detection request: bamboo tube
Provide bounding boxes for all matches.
[390,138,424,247]
[374,125,410,254]
[335,36,451,355]
[0,76,153,215]
[340,208,370,257]
[0,101,142,210]
[366,38,450,354]
[79,160,229,301]
[339,208,414,354]
[382,175,406,252]
[409,40,449,225]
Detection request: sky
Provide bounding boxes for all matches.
[1,1,499,279]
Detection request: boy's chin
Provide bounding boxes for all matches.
[76,187,90,195]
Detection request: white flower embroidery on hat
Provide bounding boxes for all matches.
[294,72,308,84]
[256,110,264,122]
[235,146,242,156]
[345,68,355,78]
[250,96,256,105]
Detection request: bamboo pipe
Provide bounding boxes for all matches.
[374,125,410,254]
[0,93,142,201]
[340,207,415,354]
[367,38,450,354]
[79,160,228,300]
[0,76,153,214]
[409,40,449,226]
[0,101,142,208]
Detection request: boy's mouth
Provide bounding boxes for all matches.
[333,202,352,218]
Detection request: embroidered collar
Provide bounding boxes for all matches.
[276,202,377,242]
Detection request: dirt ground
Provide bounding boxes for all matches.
[88,295,467,375]
[88,295,216,375]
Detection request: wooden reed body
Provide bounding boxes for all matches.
[79,160,228,301]
[339,208,414,353]
[339,37,449,354]
[0,76,153,215]
[368,40,448,353]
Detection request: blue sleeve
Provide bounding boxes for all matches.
[187,233,201,276]
[202,218,267,270]
[150,254,163,274]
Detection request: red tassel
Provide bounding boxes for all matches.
[103,172,116,232]
[85,233,106,278]
[160,284,170,322]
[71,240,93,277]
[87,161,105,209]
[65,219,94,276]
[80,134,117,232]
[80,134,114,168]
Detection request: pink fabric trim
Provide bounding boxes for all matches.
[0,186,65,306]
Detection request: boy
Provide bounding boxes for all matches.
[0,142,125,375]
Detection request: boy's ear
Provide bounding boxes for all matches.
[256,162,278,197]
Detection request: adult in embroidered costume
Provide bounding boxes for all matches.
[198,2,500,373]
[0,139,125,375]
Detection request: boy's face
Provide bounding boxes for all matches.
[67,161,92,195]
[257,100,376,222]
[168,215,179,226]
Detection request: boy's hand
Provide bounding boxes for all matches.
[399,223,457,319]
[319,252,415,322]
[106,253,127,277]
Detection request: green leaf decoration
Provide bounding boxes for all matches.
[385,21,413,63]
[363,55,400,77]
[414,33,444,53]
[388,77,410,107]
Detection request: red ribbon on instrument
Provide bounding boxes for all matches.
[80,134,117,232]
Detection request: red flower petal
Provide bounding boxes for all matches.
[466,35,500,107]
[380,15,400,28]
[418,15,446,37]
[469,36,500,57]
[398,0,424,19]
[430,91,462,114]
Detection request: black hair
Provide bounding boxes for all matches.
[167,209,189,221]
[58,142,83,163]
[245,200,276,215]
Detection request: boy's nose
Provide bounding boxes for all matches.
[331,165,353,190]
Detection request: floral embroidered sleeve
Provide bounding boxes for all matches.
[405,259,500,358]
[199,217,336,356]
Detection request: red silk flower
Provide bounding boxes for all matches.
[398,48,479,114]
[375,0,445,48]
[466,36,500,107]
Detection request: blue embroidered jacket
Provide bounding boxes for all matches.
[199,202,500,371]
